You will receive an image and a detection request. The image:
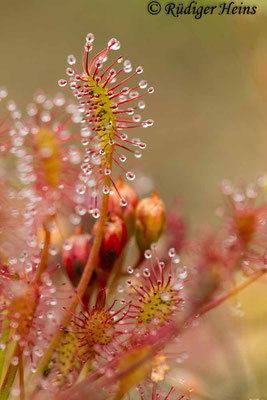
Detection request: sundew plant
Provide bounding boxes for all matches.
[0,32,266,400]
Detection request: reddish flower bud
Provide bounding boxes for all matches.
[108,176,139,236]
[135,192,165,253]
[92,213,127,287]
[62,230,91,286]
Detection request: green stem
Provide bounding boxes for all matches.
[77,358,92,383]
[0,320,11,383]
[0,340,17,388]
[34,179,110,377]
[0,364,18,400]
[0,345,19,400]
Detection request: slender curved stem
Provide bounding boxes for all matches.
[0,364,18,400]
[34,179,110,377]
[0,320,11,384]
[200,268,267,315]
[77,358,92,383]
[0,344,19,400]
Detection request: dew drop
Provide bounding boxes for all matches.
[134,151,142,159]
[120,198,127,207]
[103,185,110,194]
[168,248,176,258]
[127,108,134,115]
[58,79,67,87]
[108,38,120,50]
[75,205,87,216]
[47,311,54,319]
[66,68,74,76]
[143,268,150,278]
[139,80,147,89]
[0,87,8,99]
[11,357,18,366]
[178,266,187,280]
[173,282,183,291]
[161,291,170,302]
[126,171,135,181]
[76,183,86,195]
[69,213,81,225]
[120,133,128,141]
[173,255,180,264]
[34,347,44,358]
[133,114,141,122]
[138,101,146,109]
[86,33,94,43]
[121,87,129,95]
[146,119,154,127]
[117,285,124,293]
[159,262,165,270]
[67,54,76,65]
[144,249,152,259]
[139,142,147,150]
[31,364,37,373]
[84,42,91,53]
[23,348,30,356]
[119,155,127,162]
[151,243,157,251]
[92,209,100,219]
[48,245,57,256]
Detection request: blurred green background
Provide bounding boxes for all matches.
[1,2,267,398]
[1,0,267,228]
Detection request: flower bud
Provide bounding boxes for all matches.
[62,231,91,286]
[92,213,127,287]
[108,176,138,236]
[135,192,165,253]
